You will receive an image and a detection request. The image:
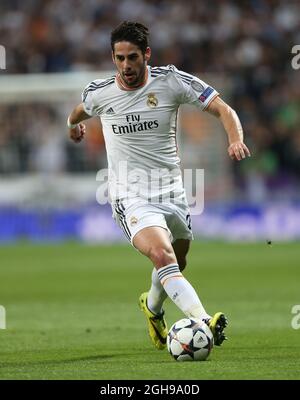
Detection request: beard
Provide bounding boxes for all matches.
[121,64,146,87]
[122,72,138,86]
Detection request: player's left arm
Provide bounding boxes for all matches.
[206,96,251,161]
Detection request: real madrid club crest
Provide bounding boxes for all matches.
[147,93,158,108]
[130,216,138,226]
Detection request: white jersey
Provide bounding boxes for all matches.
[82,65,218,203]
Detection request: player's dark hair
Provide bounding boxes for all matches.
[111,21,149,54]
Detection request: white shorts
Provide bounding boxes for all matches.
[112,198,193,246]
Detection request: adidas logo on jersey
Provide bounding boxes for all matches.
[106,107,115,114]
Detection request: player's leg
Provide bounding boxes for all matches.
[171,238,228,345]
[141,239,190,318]
[137,227,174,349]
[140,227,174,317]
[172,238,190,271]
[134,226,211,321]
[147,238,190,315]
[113,200,227,346]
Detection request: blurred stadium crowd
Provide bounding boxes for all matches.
[0,0,299,195]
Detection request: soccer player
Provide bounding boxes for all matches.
[67,21,251,350]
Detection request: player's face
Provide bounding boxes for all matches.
[112,42,151,87]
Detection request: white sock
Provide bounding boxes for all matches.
[147,268,168,315]
[157,263,211,321]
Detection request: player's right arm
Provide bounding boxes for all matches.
[68,78,102,143]
[68,77,113,142]
[67,103,91,143]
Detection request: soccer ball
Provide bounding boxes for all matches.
[167,318,213,361]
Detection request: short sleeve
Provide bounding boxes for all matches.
[81,81,98,116]
[172,66,219,111]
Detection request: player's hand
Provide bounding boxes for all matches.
[69,123,86,143]
[228,141,251,161]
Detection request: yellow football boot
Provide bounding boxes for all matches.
[139,292,168,350]
[208,312,228,346]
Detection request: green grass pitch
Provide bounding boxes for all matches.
[0,241,300,380]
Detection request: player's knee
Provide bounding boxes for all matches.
[149,246,176,268]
